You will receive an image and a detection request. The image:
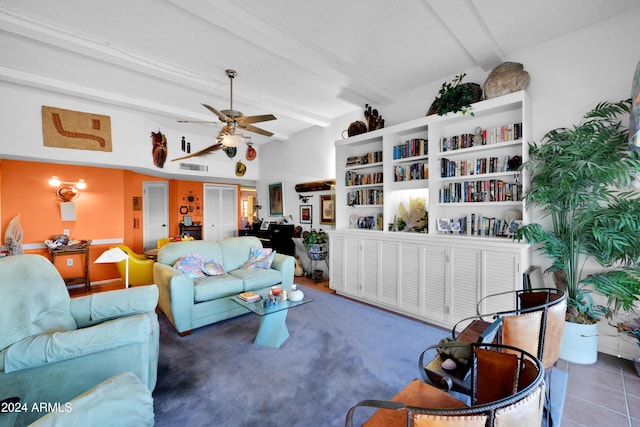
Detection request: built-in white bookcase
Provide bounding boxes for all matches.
[330,91,532,329]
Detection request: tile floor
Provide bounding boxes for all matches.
[72,278,640,426]
[556,351,639,427]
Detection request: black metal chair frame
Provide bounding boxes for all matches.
[346,343,545,427]
[422,288,567,427]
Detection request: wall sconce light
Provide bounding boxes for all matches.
[48,176,87,202]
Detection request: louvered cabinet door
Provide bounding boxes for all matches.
[329,234,346,292]
[361,239,380,300]
[422,245,448,323]
[397,242,421,314]
[480,249,521,314]
[379,241,399,307]
[343,236,362,296]
[448,246,481,325]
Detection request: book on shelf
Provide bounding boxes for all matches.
[238,291,262,302]
[440,122,523,152]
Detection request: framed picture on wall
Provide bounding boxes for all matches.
[268,182,284,216]
[319,194,335,224]
[132,196,142,211]
[300,205,312,224]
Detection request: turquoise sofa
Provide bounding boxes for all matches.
[153,236,295,335]
[0,254,159,427]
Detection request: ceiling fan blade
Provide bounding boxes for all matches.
[201,103,230,122]
[238,123,274,137]
[238,114,277,125]
[171,143,223,161]
[177,120,219,124]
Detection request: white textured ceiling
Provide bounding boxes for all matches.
[0,0,638,144]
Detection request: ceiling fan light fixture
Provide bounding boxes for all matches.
[221,134,243,147]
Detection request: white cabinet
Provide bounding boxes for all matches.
[328,230,528,329]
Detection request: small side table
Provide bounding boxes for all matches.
[144,248,158,261]
[48,240,92,289]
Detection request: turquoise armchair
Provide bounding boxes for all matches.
[0,255,159,427]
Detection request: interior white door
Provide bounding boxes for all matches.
[143,181,169,250]
[203,184,238,241]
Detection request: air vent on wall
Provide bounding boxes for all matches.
[180,163,208,172]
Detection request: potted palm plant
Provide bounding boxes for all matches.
[515,99,640,363]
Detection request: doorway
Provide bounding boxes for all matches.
[203,184,238,241]
[143,181,169,250]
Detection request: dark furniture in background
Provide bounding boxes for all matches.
[48,240,92,289]
[239,223,295,256]
[179,224,202,240]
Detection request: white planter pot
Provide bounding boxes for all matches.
[559,321,598,364]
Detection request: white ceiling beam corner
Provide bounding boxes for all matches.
[0,6,220,92]
[424,0,505,71]
[168,0,397,106]
[0,7,326,129]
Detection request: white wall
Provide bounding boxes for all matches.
[0,82,260,183]
[260,8,640,359]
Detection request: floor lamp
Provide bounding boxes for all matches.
[95,247,129,288]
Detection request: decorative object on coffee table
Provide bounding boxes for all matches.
[289,284,304,302]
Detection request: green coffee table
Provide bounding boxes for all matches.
[231,293,312,348]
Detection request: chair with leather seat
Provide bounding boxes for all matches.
[421,287,566,426]
[0,254,159,426]
[345,343,545,427]
[111,244,155,285]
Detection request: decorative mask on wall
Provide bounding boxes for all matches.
[151,130,168,168]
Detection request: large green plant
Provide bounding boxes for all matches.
[516,99,640,323]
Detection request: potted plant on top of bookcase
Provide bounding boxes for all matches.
[515,99,640,364]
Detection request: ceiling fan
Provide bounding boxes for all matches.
[172,69,276,162]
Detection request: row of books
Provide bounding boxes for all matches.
[440,122,523,152]
[345,150,383,166]
[437,215,522,237]
[393,162,428,182]
[345,170,383,186]
[440,155,515,178]
[438,180,523,203]
[393,138,428,160]
[347,188,384,206]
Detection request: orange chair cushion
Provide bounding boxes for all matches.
[363,379,466,427]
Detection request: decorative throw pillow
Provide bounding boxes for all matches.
[202,258,225,276]
[173,253,207,278]
[241,247,276,269]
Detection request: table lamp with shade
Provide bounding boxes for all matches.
[94,247,129,288]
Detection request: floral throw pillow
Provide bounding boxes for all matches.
[241,247,276,270]
[202,258,225,276]
[173,253,207,278]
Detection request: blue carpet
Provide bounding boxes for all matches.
[153,286,566,426]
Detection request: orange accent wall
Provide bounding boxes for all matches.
[0,159,241,284]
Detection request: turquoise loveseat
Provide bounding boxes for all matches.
[153,236,295,335]
[0,254,159,427]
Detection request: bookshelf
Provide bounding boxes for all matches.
[335,90,531,239]
[330,91,532,329]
